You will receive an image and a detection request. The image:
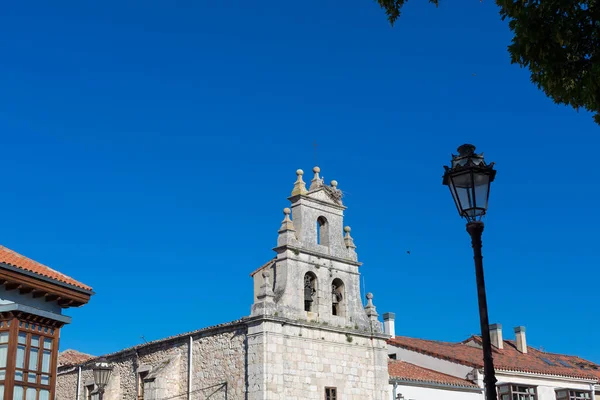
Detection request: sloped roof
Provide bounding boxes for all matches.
[0,245,91,291]
[388,360,479,388]
[389,336,600,380]
[250,258,275,277]
[58,349,94,366]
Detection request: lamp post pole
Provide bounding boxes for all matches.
[467,221,497,400]
[442,144,498,400]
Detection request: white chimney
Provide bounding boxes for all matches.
[489,324,503,349]
[514,326,527,353]
[383,312,395,338]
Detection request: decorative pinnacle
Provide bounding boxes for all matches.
[291,169,308,196]
[365,292,379,318]
[279,207,295,233]
[457,144,476,157]
[344,226,356,249]
[330,180,338,188]
[309,166,323,190]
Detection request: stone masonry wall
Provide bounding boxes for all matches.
[56,367,78,400]
[247,319,389,400]
[191,328,247,400]
[56,323,247,400]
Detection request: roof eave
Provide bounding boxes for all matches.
[389,378,482,392]
[0,262,94,296]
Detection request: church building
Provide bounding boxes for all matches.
[55,167,600,400]
[56,167,390,400]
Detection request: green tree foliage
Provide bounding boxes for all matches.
[376,0,600,124]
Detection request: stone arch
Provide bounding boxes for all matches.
[316,216,329,246]
[331,278,345,316]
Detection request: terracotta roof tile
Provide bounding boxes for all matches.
[58,349,94,366]
[0,245,91,291]
[389,336,600,380]
[388,360,479,388]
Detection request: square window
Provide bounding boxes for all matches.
[325,387,337,400]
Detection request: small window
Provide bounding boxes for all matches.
[388,354,397,360]
[85,384,95,400]
[556,390,592,400]
[497,384,537,400]
[138,371,149,400]
[325,387,337,400]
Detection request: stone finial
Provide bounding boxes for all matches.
[251,269,277,316]
[291,169,308,196]
[365,292,382,333]
[344,226,356,249]
[365,293,378,317]
[330,180,338,188]
[278,208,296,233]
[257,270,275,301]
[309,166,324,190]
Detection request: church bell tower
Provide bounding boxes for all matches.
[247,167,389,400]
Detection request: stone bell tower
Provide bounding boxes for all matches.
[247,167,389,400]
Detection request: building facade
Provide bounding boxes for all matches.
[0,245,92,400]
[57,167,390,400]
[384,314,600,400]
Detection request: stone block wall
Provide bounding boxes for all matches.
[247,319,389,400]
[56,322,247,400]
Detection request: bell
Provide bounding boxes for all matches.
[304,286,314,302]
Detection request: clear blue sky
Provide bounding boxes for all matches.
[1,1,598,363]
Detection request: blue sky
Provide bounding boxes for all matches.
[1,1,598,363]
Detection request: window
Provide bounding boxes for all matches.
[331,279,344,316]
[138,371,148,400]
[304,273,317,312]
[0,317,58,400]
[85,384,95,400]
[497,384,537,400]
[316,217,329,246]
[325,387,337,400]
[12,321,55,400]
[556,390,592,400]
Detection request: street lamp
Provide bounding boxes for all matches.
[92,358,113,400]
[443,144,497,400]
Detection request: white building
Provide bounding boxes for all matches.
[384,314,600,400]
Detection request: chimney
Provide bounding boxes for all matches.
[514,326,527,353]
[383,312,395,338]
[489,324,503,349]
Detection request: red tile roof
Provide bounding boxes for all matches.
[389,336,600,380]
[0,245,92,291]
[388,360,479,388]
[58,349,94,366]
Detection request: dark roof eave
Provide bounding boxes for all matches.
[389,377,482,392]
[0,262,94,296]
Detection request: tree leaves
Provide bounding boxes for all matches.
[375,0,600,124]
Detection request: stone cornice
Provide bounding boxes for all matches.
[243,314,389,341]
[272,245,362,267]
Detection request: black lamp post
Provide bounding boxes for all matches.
[92,358,113,400]
[443,144,497,400]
